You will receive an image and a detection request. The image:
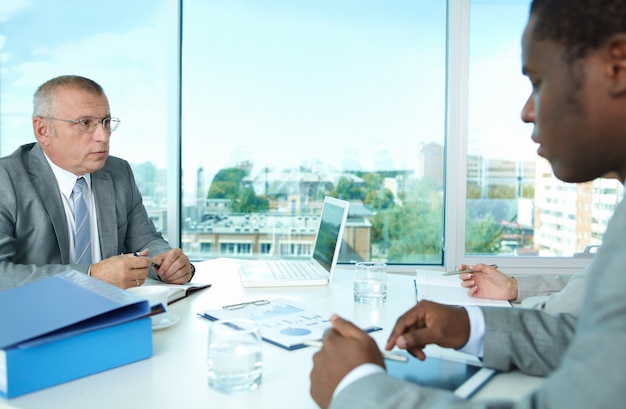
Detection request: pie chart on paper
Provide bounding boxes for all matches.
[280,327,311,336]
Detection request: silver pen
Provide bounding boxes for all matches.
[133,250,161,270]
[443,264,498,276]
[303,340,409,363]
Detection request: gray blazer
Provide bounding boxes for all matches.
[0,143,171,291]
[515,273,573,301]
[331,192,626,408]
[517,268,586,316]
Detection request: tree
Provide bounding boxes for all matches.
[207,168,247,199]
[206,167,269,213]
[233,187,269,213]
[364,188,395,210]
[331,176,364,201]
[369,177,444,263]
[465,212,503,253]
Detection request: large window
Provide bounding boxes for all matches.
[181,0,447,266]
[0,1,611,274]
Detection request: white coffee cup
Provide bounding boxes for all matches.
[127,285,169,325]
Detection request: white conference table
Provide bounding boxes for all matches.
[1,259,543,409]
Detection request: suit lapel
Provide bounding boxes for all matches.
[26,144,71,263]
[91,170,118,258]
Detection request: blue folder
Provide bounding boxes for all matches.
[0,270,153,398]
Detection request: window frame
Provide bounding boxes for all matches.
[444,0,591,276]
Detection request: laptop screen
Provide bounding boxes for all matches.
[312,198,348,273]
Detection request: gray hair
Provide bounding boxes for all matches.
[32,75,105,117]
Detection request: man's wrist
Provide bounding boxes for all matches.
[510,277,519,300]
[333,363,384,401]
[458,306,485,357]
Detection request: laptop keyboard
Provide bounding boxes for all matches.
[269,261,318,279]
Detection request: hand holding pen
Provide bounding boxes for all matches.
[309,314,389,409]
[133,250,160,270]
[304,340,407,362]
[135,248,193,284]
[443,264,498,276]
[455,263,518,301]
[384,300,471,361]
[87,250,150,289]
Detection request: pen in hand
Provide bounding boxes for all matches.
[443,264,498,276]
[303,340,409,363]
[133,251,160,270]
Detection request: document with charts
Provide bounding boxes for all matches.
[198,298,381,350]
[415,270,511,307]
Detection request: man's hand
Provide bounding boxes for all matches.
[458,263,518,300]
[151,248,192,284]
[89,252,151,289]
[385,300,470,360]
[310,315,385,409]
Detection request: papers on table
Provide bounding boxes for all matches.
[198,297,382,350]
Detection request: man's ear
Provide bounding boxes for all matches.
[32,117,51,146]
[606,34,626,96]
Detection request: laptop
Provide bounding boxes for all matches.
[238,196,349,287]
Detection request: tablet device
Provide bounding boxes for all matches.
[386,352,496,399]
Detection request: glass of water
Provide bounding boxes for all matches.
[207,319,263,394]
[353,262,387,305]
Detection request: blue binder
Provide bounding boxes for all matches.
[0,271,153,398]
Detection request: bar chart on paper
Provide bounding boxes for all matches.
[247,303,307,320]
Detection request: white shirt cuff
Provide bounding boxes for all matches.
[457,306,485,358]
[332,363,385,401]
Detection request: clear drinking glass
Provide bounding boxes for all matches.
[353,262,388,305]
[207,319,263,394]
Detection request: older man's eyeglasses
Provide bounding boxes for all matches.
[41,117,121,133]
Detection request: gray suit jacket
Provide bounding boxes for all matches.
[0,143,171,291]
[515,273,572,301]
[331,193,626,408]
[516,268,586,316]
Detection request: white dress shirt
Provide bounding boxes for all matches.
[42,153,103,264]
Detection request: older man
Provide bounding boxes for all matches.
[0,75,193,291]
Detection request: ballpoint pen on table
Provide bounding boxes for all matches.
[222,299,271,310]
[303,340,409,363]
[443,264,498,276]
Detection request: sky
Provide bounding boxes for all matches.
[180,0,448,177]
[0,0,535,191]
[0,0,172,165]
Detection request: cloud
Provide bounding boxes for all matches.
[2,9,171,164]
[0,33,8,73]
[0,0,31,23]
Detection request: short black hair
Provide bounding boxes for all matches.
[531,0,626,60]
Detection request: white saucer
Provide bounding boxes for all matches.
[152,313,179,331]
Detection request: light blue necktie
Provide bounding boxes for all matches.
[72,177,92,264]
